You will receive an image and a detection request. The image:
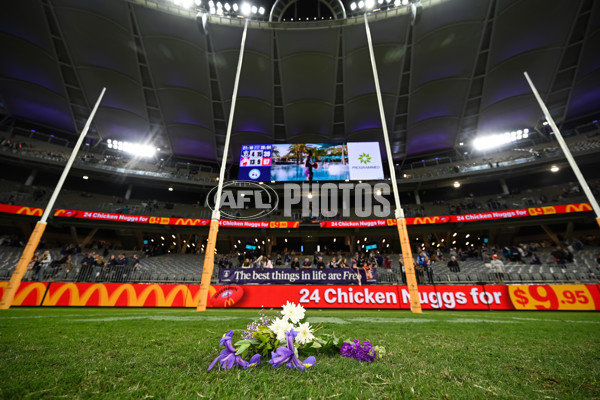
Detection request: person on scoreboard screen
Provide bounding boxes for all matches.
[304,150,318,181]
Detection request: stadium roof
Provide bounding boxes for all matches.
[1,0,599,163]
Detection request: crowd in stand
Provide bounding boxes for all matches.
[20,241,142,283]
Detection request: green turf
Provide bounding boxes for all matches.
[0,308,599,399]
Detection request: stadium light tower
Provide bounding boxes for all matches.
[197,20,250,311]
[363,14,422,313]
[0,88,106,310]
[524,72,600,229]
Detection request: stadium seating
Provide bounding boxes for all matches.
[1,246,597,285]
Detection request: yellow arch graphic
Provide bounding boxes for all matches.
[42,283,194,307]
[413,216,440,225]
[13,283,47,305]
[174,218,203,226]
[16,207,43,216]
[565,203,592,213]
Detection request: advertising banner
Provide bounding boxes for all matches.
[347,142,384,181]
[1,281,599,310]
[508,284,600,310]
[0,281,49,306]
[219,268,377,285]
[0,203,592,229]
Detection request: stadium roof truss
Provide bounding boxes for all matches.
[0,0,598,163]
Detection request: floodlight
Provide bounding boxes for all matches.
[258,6,265,14]
[107,139,112,143]
[551,165,559,172]
[378,0,384,4]
[208,0,214,7]
[216,7,223,14]
[241,2,251,15]
[307,192,313,199]
[108,143,113,149]
[350,2,357,10]
[168,187,174,191]
[402,0,408,4]
[394,0,400,6]
[83,176,89,180]
[209,6,216,13]
[232,3,238,11]
[453,181,460,188]
[358,0,365,8]
[224,3,230,10]
[251,5,257,13]
[182,0,193,8]
[195,0,201,5]
[217,1,222,8]
[365,0,375,8]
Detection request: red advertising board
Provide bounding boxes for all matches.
[1,281,599,310]
[0,202,592,229]
[208,284,514,310]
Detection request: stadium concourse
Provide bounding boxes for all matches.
[1,0,600,304]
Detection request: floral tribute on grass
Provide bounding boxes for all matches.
[207,302,385,371]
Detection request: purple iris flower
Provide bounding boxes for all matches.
[208,330,261,371]
[268,329,316,371]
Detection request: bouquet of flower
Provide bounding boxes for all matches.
[208,302,385,371]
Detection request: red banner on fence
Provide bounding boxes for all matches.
[0,203,592,229]
[1,282,599,310]
[0,281,49,306]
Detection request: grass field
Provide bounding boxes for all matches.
[0,308,599,399]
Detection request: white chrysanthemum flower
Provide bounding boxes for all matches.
[281,302,305,324]
[294,321,314,345]
[268,317,293,342]
[281,301,295,321]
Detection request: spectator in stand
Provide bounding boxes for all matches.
[241,258,252,269]
[447,256,460,273]
[563,248,574,263]
[275,254,283,266]
[398,255,406,284]
[530,253,542,265]
[131,254,141,277]
[290,257,300,270]
[25,252,39,281]
[551,246,566,266]
[35,250,52,281]
[91,255,104,282]
[264,256,273,269]
[339,258,349,268]
[416,251,430,284]
[302,257,312,269]
[328,256,339,268]
[104,254,118,281]
[315,256,326,270]
[489,254,505,283]
[78,252,95,281]
[383,256,392,269]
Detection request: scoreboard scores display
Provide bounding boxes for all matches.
[238,144,273,181]
[238,142,385,182]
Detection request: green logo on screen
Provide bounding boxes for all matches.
[359,153,372,165]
